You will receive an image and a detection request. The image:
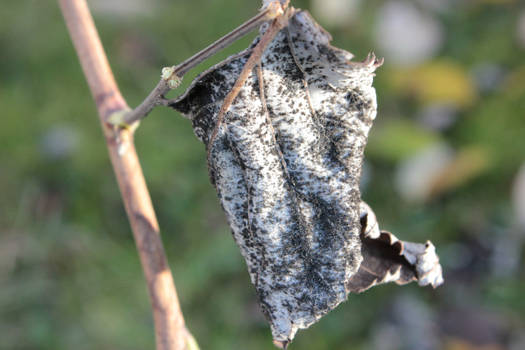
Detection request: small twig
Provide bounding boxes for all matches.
[58,1,193,349]
[174,2,284,77]
[207,3,293,166]
[121,1,286,127]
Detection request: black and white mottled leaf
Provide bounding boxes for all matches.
[171,10,443,347]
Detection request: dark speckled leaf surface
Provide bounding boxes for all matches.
[171,10,443,347]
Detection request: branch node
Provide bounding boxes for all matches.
[107,110,140,155]
[107,109,140,140]
[161,66,183,90]
[263,1,286,18]
[168,76,183,89]
[107,109,131,127]
[161,66,175,80]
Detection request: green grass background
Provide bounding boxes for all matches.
[1,1,524,349]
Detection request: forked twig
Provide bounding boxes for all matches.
[207,3,294,165]
[59,1,291,348]
[121,1,287,127]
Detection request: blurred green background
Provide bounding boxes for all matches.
[1,0,525,349]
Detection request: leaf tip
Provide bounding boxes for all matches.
[273,339,290,349]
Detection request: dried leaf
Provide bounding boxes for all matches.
[354,202,444,292]
[171,10,443,346]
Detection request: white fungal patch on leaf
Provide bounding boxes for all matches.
[171,10,442,346]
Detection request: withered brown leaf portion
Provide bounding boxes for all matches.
[349,231,418,292]
[171,9,443,347]
[350,203,443,294]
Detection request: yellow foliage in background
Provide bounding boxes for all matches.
[389,61,477,108]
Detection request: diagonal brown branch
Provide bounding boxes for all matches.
[58,1,192,349]
[207,4,294,166]
[121,1,287,127]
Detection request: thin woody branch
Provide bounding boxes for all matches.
[121,1,287,127]
[207,5,294,165]
[58,1,193,349]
